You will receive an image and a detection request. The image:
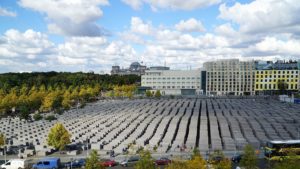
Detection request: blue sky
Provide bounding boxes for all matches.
[0,0,299,73]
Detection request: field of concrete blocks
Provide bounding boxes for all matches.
[1,98,300,155]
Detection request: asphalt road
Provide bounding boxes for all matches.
[0,152,278,169]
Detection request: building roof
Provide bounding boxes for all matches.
[269,140,300,144]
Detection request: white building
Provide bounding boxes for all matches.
[204,59,256,96]
[141,69,201,95]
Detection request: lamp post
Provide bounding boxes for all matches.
[206,149,210,169]
[297,127,300,139]
[4,138,6,163]
[86,136,89,158]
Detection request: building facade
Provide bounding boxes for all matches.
[141,69,201,95]
[204,59,256,96]
[255,61,299,95]
[111,62,147,76]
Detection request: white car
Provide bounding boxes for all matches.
[1,159,28,169]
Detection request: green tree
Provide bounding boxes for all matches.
[126,91,134,99]
[154,90,161,98]
[273,152,300,169]
[166,159,187,169]
[47,123,71,150]
[79,86,90,101]
[240,144,258,169]
[134,150,156,169]
[62,90,72,109]
[187,149,206,169]
[0,133,5,147]
[40,91,63,112]
[85,150,104,169]
[209,150,231,169]
[145,90,152,97]
[277,80,288,94]
[19,103,31,120]
[107,91,114,98]
[92,84,101,97]
[28,90,44,111]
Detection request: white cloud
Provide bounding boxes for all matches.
[0,7,17,17]
[57,37,137,70]
[219,0,300,34]
[57,56,87,65]
[0,29,139,72]
[214,23,236,37]
[122,0,221,10]
[123,17,300,70]
[0,29,54,59]
[122,0,143,10]
[249,36,300,56]
[0,29,56,72]
[19,0,109,36]
[130,17,153,35]
[175,18,205,32]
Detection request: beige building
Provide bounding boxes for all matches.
[204,59,255,96]
[141,69,201,95]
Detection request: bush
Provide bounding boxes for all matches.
[154,90,161,98]
[240,144,258,169]
[45,115,57,121]
[54,108,64,115]
[79,102,86,108]
[33,113,43,121]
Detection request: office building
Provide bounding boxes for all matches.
[204,59,256,96]
[141,69,201,95]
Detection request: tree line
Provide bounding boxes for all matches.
[0,72,140,119]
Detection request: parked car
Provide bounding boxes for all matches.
[154,157,171,165]
[231,154,243,163]
[32,158,61,169]
[120,156,140,167]
[64,159,85,169]
[0,159,29,169]
[100,159,117,167]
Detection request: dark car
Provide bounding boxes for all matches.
[155,157,171,165]
[64,159,85,169]
[231,154,243,163]
[120,156,140,167]
[99,159,117,167]
[209,156,224,164]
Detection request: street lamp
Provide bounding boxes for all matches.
[4,138,6,163]
[297,127,300,139]
[86,136,89,158]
